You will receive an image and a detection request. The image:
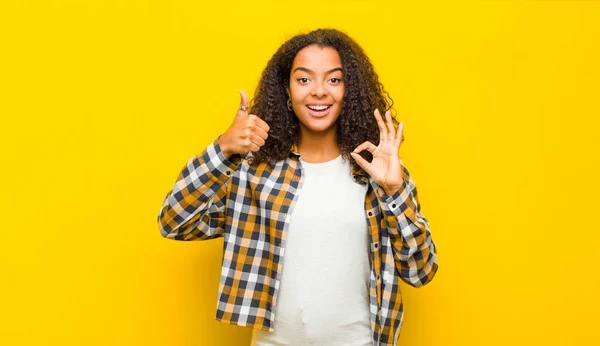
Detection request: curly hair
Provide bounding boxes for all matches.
[249,28,397,172]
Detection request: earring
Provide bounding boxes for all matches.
[287,98,293,111]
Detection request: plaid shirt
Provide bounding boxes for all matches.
[158,138,438,346]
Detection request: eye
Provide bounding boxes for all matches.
[329,77,342,84]
[297,77,310,84]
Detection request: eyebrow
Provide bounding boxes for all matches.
[292,67,343,74]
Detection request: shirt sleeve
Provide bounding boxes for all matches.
[380,161,439,287]
[157,138,241,241]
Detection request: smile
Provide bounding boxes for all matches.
[305,104,332,118]
[306,104,331,111]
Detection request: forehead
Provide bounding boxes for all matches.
[291,45,342,71]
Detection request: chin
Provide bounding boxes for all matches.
[298,116,339,134]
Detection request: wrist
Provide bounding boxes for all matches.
[382,182,404,197]
[218,135,233,158]
[383,188,398,197]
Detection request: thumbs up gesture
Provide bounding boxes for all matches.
[218,90,271,159]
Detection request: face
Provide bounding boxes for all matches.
[287,44,345,136]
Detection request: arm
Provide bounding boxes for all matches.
[158,90,269,240]
[380,162,438,287]
[157,139,240,241]
[351,109,438,288]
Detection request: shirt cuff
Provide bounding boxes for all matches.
[211,137,242,167]
[188,138,241,188]
[379,179,421,237]
[380,179,411,216]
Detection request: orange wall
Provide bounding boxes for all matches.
[1,1,599,345]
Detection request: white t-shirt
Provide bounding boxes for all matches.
[251,154,372,346]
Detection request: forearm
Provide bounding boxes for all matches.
[380,165,438,287]
[158,138,240,240]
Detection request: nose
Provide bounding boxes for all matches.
[311,81,327,98]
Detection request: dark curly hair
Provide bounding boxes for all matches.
[249,28,397,172]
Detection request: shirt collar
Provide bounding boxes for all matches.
[289,143,301,157]
[288,143,369,180]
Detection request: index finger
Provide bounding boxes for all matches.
[253,116,270,133]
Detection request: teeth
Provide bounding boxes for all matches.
[308,105,329,110]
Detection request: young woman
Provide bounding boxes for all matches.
[158,28,438,346]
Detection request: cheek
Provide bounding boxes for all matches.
[334,86,345,103]
[289,86,305,102]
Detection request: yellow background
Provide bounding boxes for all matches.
[1,1,599,345]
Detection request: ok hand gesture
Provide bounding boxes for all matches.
[351,109,405,196]
[218,90,270,159]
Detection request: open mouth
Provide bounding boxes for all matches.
[306,104,332,117]
[307,104,331,111]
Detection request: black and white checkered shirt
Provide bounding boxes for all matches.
[158,138,438,345]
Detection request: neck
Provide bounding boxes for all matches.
[297,126,341,163]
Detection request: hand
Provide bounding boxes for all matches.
[218,90,270,158]
[350,109,405,196]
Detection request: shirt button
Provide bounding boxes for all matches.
[225,170,232,176]
[391,203,396,208]
[368,211,373,216]
[374,242,379,249]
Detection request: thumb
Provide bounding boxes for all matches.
[240,90,248,110]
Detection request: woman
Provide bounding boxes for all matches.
[158,28,438,346]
